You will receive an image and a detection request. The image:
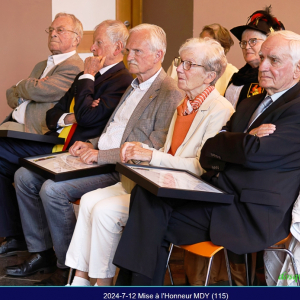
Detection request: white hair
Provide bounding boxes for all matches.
[95,20,129,47]
[268,30,300,65]
[54,13,83,39]
[179,37,228,85]
[129,23,167,62]
[241,29,267,41]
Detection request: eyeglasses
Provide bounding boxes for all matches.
[239,38,264,49]
[174,57,204,71]
[45,27,78,36]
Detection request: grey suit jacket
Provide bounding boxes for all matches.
[90,69,184,165]
[5,53,84,134]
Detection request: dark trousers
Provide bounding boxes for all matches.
[114,185,214,285]
[0,137,53,236]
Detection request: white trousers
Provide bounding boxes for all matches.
[65,182,130,278]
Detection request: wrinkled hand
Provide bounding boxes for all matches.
[79,149,99,164]
[120,142,152,163]
[91,98,100,108]
[84,56,106,76]
[69,141,94,157]
[64,113,76,125]
[249,124,276,137]
[40,76,49,82]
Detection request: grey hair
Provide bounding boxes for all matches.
[129,23,167,62]
[179,37,227,85]
[54,13,83,39]
[241,29,267,41]
[268,30,300,65]
[95,20,129,47]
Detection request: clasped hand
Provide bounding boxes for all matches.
[249,124,276,137]
[120,142,153,163]
[69,141,98,164]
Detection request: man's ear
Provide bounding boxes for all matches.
[73,35,81,47]
[114,41,123,56]
[293,60,300,80]
[204,71,216,85]
[153,50,163,63]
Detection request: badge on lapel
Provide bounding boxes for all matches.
[247,83,264,98]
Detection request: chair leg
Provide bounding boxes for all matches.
[244,254,250,286]
[205,256,214,286]
[265,248,300,287]
[166,244,174,286]
[223,249,232,286]
[67,268,75,285]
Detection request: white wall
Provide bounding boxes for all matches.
[52,0,116,60]
[52,0,115,30]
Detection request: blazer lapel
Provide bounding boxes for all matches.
[95,61,126,86]
[183,89,218,143]
[248,82,300,131]
[121,69,167,144]
[36,61,47,79]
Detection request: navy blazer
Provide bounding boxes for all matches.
[200,82,300,254]
[46,61,132,148]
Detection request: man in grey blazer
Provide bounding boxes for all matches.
[7,24,183,285]
[3,13,84,135]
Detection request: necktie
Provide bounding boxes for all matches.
[247,96,273,129]
[95,72,101,80]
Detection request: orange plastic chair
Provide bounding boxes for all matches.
[167,241,232,286]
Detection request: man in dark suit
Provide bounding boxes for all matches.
[0,20,132,258]
[113,30,300,285]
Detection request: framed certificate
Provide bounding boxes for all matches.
[116,163,233,204]
[0,130,64,144]
[20,152,115,182]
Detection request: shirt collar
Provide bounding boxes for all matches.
[131,68,162,91]
[99,62,119,75]
[267,83,298,102]
[50,50,76,66]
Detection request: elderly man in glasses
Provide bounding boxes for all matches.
[2,12,84,135]
[0,19,132,275]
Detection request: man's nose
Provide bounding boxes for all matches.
[127,50,134,61]
[90,43,96,53]
[259,59,268,71]
[51,28,58,38]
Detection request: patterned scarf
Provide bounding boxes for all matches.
[177,86,215,116]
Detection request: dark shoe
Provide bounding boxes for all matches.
[0,237,27,257]
[34,268,70,286]
[5,253,56,277]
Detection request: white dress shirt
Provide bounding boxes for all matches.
[98,68,162,150]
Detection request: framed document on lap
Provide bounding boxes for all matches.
[20,152,115,182]
[116,163,233,204]
[0,130,64,144]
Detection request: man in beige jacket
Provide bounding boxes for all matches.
[3,12,84,134]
